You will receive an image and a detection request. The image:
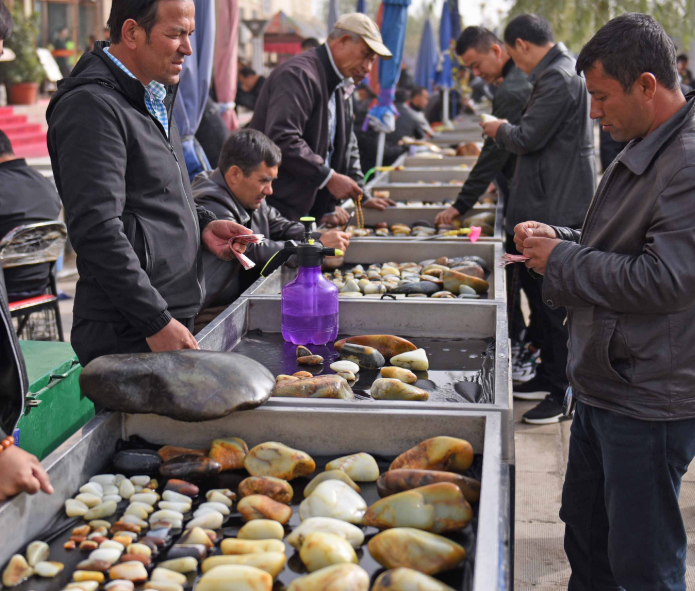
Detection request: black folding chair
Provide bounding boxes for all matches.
[0,221,68,341]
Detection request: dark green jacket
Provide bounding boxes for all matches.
[453,59,532,214]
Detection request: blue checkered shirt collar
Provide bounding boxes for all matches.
[103,46,169,137]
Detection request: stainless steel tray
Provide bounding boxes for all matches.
[388,167,471,183]
[0,408,510,591]
[243,240,506,302]
[429,131,485,147]
[342,204,503,243]
[402,155,478,167]
[195,296,513,457]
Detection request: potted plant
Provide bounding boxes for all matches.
[0,5,44,105]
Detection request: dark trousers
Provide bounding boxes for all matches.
[519,266,568,402]
[71,316,195,367]
[562,402,695,591]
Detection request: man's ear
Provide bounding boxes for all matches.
[120,18,139,50]
[637,72,658,101]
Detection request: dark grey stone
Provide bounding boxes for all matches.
[79,350,275,421]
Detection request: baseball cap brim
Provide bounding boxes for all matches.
[362,36,393,60]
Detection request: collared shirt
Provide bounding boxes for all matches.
[319,43,347,188]
[103,46,169,137]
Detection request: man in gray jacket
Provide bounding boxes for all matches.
[483,14,596,423]
[193,130,350,310]
[515,13,695,590]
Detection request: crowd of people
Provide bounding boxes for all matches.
[3,0,695,588]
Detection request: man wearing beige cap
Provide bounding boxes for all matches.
[249,13,392,221]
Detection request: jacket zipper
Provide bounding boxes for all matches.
[169,142,204,308]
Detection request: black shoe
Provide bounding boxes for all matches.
[522,396,567,425]
[513,375,551,401]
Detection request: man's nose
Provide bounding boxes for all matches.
[264,183,273,195]
[589,97,603,120]
[179,34,193,56]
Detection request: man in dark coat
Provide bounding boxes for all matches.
[0,131,61,301]
[248,13,393,221]
[483,14,596,424]
[516,14,695,590]
[46,0,251,366]
[193,129,350,310]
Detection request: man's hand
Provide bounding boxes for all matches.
[202,220,253,261]
[513,221,558,253]
[319,229,350,252]
[0,445,53,501]
[521,237,562,275]
[326,173,363,201]
[146,318,199,352]
[363,196,396,210]
[321,207,350,227]
[480,119,507,140]
[435,206,463,227]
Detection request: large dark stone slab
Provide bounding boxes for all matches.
[79,350,274,421]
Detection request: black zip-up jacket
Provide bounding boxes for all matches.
[544,96,695,421]
[496,43,596,233]
[453,60,532,214]
[192,169,307,308]
[47,43,215,337]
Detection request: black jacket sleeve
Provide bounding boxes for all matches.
[262,68,332,187]
[496,70,573,156]
[453,84,525,214]
[49,91,171,336]
[245,207,305,266]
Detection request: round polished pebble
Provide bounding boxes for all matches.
[105,580,135,590]
[157,557,198,574]
[65,499,89,517]
[108,562,148,583]
[90,475,116,486]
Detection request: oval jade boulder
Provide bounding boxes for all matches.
[79,350,275,421]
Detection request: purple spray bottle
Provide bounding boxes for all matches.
[260,217,343,345]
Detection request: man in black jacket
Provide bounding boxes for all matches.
[0,131,61,301]
[249,13,393,221]
[193,130,350,310]
[436,27,532,224]
[515,14,695,590]
[47,0,251,366]
[483,14,596,423]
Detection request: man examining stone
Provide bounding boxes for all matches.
[482,14,595,424]
[515,14,695,589]
[193,129,350,310]
[47,0,251,366]
[435,26,532,224]
[249,13,393,221]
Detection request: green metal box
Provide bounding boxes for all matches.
[15,341,94,460]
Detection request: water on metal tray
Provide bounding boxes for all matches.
[232,331,496,403]
[4,453,483,591]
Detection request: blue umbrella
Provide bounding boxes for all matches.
[366,0,411,166]
[448,0,461,117]
[173,0,214,181]
[415,19,437,93]
[435,0,453,89]
[328,0,339,32]
[356,0,367,14]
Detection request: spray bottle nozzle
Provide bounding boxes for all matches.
[299,216,315,241]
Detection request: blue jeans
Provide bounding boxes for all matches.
[561,401,695,590]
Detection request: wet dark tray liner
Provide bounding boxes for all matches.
[6,449,483,591]
[233,331,496,404]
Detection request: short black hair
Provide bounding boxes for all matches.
[456,26,501,56]
[0,1,13,41]
[504,14,554,47]
[239,66,256,78]
[395,88,408,103]
[219,129,282,176]
[677,54,689,63]
[301,37,319,50]
[107,0,160,44]
[576,13,679,92]
[410,85,427,100]
[0,130,14,157]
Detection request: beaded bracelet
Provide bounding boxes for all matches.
[0,436,14,451]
